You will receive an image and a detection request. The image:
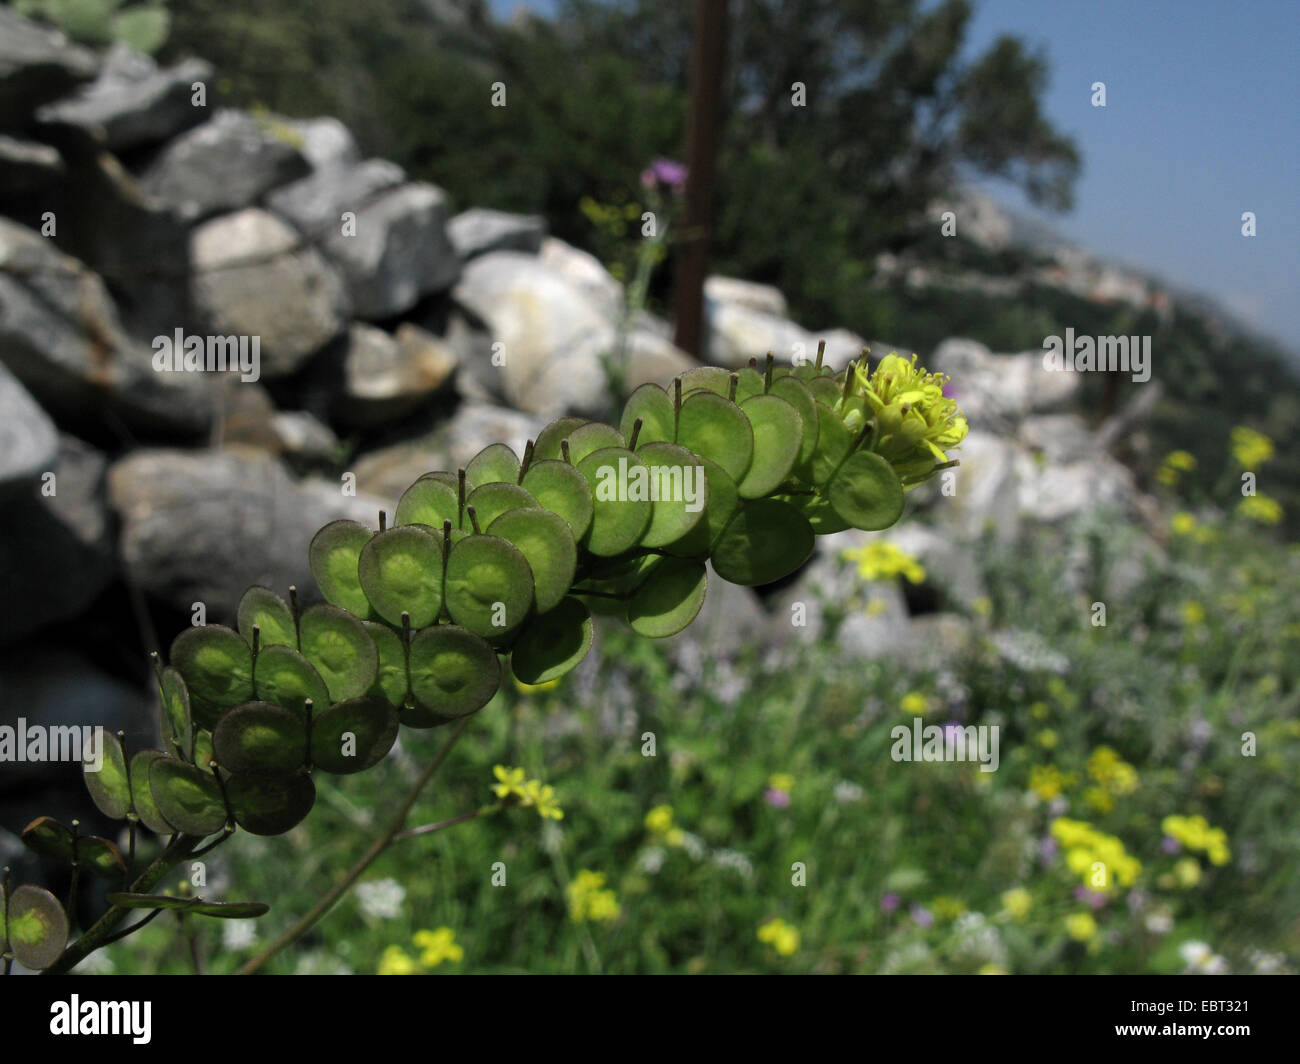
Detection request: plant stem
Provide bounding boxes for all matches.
[43,833,201,975]
[396,807,487,840]
[237,718,471,975]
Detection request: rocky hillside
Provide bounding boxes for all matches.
[0,12,1159,845]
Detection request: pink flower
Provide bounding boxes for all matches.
[640,158,688,195]
[881,892,901,913]
[764,787,791,808]
[910,904,933,928]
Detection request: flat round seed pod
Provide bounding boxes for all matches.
[192,729,214,771]
[364,621,409,708]
[576,447,654,556]
[5,885,68,971]
[661,455,739,557]
[417,471,458,488]
[520,459,594,541]
[627,558,707,638]
[83,729,130,820]
[308,519,374,619]
[170,625,254,724]
[236,585,296,649]
[465,442,521,488]
[676,366,731,396]
[213,701,308,776]
[406,624,501,724]
[737,393,803,499]
[801,402,854,487]
[252,644,330,720]
[444,535,535,638]
[776,492,851,535]
[826,450,905,531]
[533,416,588,461]
[158,666,192,761]
[20,817,76,861]
[130,750,175,835]
[675,391,754,483]
[464,481,537,531]
[298,604,378,702]
[310,696,400,774]
[619,382,675,447]
[357,524,445,627]
[768,374,820,469]
[731,366,766,403]
[565,422,625,466]
[149,758,228,837]
[806,374,842,405]
[573,553,657,616]
[78,837,127,880]
[487,507,577,614]
[635,441,708,548]
[711,499,815,586]
[511,597,593,684]
[21,819,127,878]
[226,771,315,836]
[395,477,459,529]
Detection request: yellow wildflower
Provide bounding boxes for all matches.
[377,946,419,975]
[900,691,930,716]
[1065,912,1098,943]
[768,773,796,794]
[1035,729,1059,750]
[1029,764,1072,801]
[1180,601,1206,627]
[491,764,527,800]
[1000,887,1033,921]
[520,779,564,820]
[842,541,926,584]
[1051,818,1141,890]
[1238,494,1283,525]
[1173,857,1202,889]
[413,927,464,968]
[1230,426,1274,469]
[645,804,675,835]
[757,918,800,957]
[567,870,620,924]
[978,963,1008,975]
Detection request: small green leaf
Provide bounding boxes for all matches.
[711,499,815,586]
[226,772,315,837]
[310,697,399,774]
[298,604,379,702]
[406,625,501,725]
[236,586,297,649]
[358,525,445,628]
[213,702,308,776]
[106,893,269,919]
[149,758,228,837]
[308,520,374,618]
[511,597,593,685]
[627,558,708,638]
[6,884,69,971]
[83,729,131,820]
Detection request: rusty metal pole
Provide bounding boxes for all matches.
[673,0,729,360]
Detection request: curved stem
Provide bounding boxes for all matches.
[237,718,471,975]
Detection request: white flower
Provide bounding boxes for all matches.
[356,877,406,921]
[709,849,754,878]
[638,846,666,875]
[221,919,258,951]
[833,780,865,804]
[1144,911,1174,935]
[1178,940,1212,967]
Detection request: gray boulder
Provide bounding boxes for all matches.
[142,108,310,221]
[0,360,58,496]
[930,337,1080,430]
[286,116,359,170]
[338,322,458,427]
[0,134,64,200]
[189,208,350,377]
[537,237,623,320]
[706,298,817,369]
[704,275,788,317]
[108,447,383,619]
[452,251,615,417]
[449,208,546,259]
[0,8,98,125]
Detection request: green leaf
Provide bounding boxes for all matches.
[564,422,625,465]
[826,450,905,531]
[576,447,653,557]
[406,625,501,725]
[357,525,445,627]
[169,625,254,728]
[675,391,754,483]
[364,620,410,708]
[310,697,399,774]
[443,534,534,638]
[532,416,588,461]
[252,644,330,720]
[464,481,537,531]
[236,586,297,649]
[634,442,708,548]
[711,499,815,586]
[157,666,192,761]
[226,771,315,837]
[130,750,175,836]
[149,758,228,837]
[106,894,269,919]
[213,701,308,776]
[520,459,593,542]
[627,558,708,637]
[6,884,69,971]
[737,393,803,499]
[619,382,675,448]
[308,519,374,619]
[298,604,379,702]
[83,728,131,820]
[465,443,521,488]
[486,507,577,614]
[511,597,593,684]
[395,476,459,530]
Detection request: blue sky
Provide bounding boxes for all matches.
[493,1,1298,352]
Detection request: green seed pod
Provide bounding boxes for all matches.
[130,750,175,835]
[252,643,330,720]
[464,481,537,531]
[520,459,594,542]
[511,596,594,684]
[533,416,588,461]
[444,534,535,638]
[576,446,654,556]
[731,366,766,404]
[826,450,905,531]
[675,391,754,484]
[406,624,501,725]
[170,625,254,729]
[565,422,626,465]
[82,729,130,820]
[358,524,445,627]
[487,506,578,614]
[297,604,379,702]
[236,586,297,649]
[711,498,815,586]
[395,476,459,529]
[364,620,410,708]
[675,366,731,397]
[619,382,675,448]
[310,696,399,774]
[308,520,375,619]
[661,455,739,558]
[149,757,227,836]
[465,443,521,488]
[775,491,851,535]
[800,402,854,487]
[634,441,709,548]
[5,884,69,971]
[737,393,802,499]
[213,701,308,776]
[157,666,192,761]
[767,374,820,470]
[626,557,707,637]
[226,771,315,837]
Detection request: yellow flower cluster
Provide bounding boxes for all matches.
[900,691,931,716]
[1083,746,1139,813]
[377,926,464,974]
[841,353,969,484]
[1230,426,1274,469]
[1238,494,1283,525]
[1156,449,1197,486]
[1065,911,1098,943]
[644,804,686,846]
[1170,511,1216,543]
[757,918,800,956]
[1029,764,1075,801]
[1162,815,1230,866]
[491,765,564,820]
[842,541,927,584]
[1051,818,1141,891]
[567,870,620,923]
[768,773,796,793]
[1000,887,1033,920]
